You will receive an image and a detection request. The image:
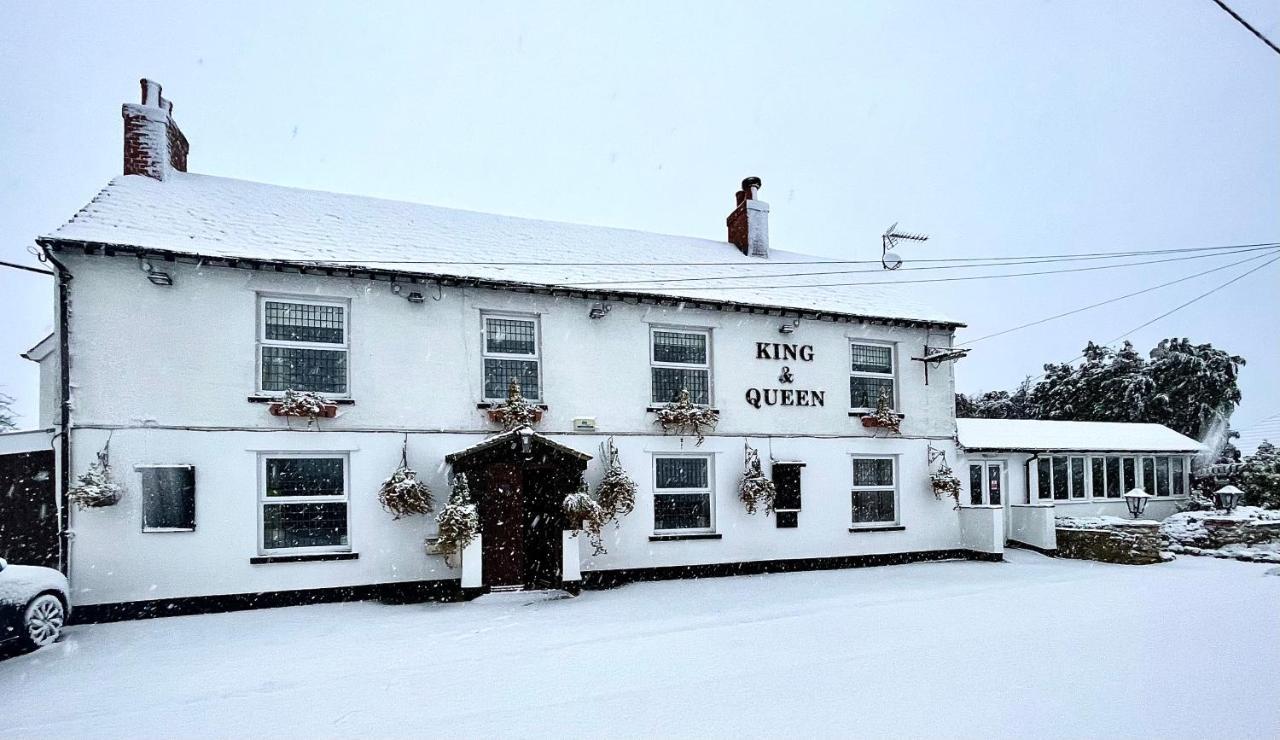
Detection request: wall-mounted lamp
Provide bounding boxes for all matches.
[405,292,426,303]
[139,260,173,286]
[779,319,800,334]
[588,302,611,319]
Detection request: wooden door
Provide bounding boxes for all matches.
[480,463,525,588]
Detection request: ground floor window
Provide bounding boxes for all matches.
[653,455,713,532]
[1037,454,1190,502]
[851,456,897,525]
[260,454,349,553]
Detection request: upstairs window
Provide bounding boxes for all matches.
[651,328,711,405]
[851,456,897,526]
[259,298,348,395]
[849,342,896,410]
[482,314,541,401]
[260,455,349,553]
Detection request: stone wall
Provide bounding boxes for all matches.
[1055,519,1164,565]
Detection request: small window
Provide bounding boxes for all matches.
[1037,459,1052,500]
[1172,457,1187,497]
[482,314,541,401]
[1141,457,1156,494]
[849,343,896,410]
[258,298,349,395]
[651,328,711,405]
[139,465,195,531]
[653,456,713,532]
[1105,457,1121,498]
[773,463,804,528]
[260,455,350,553]
[1051,456,1069,500]
[1122,457,1138,493]
[851,457,897,525]
[1154,457,1171,496]
[1069,457,1086,499]
[1090,458,1106,499]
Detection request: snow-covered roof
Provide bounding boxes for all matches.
[957,418,1205,453]
[445,427,591,464]
[41,173,956,326]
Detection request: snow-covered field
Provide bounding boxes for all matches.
[1,551,1277,739]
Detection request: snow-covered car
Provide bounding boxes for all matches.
[0,558,70,651]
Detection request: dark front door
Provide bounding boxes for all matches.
[522,465,566,589]
[0,451,59,569]
[480,463,525,588]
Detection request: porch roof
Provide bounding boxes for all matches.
[445,427,592,465]
[957,418,1204,453]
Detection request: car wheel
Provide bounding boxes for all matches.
[21,593,66,649]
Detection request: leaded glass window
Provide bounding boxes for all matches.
[851,457,897,525]
[482,314,541,400]
[259,298,349,394]
[260,455,349,553]
[651,328,711,405]
[653,456,713,532]
[850,342,896,410]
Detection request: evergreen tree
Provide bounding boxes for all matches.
[0,393,13,431]
[1240,440,1280,509]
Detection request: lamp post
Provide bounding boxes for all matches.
[1213,485,1244,514]
[1123,488,1151,519]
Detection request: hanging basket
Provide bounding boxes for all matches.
[268,389,339,419]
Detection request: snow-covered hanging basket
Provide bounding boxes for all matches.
[928,446,962,507]
[378,436,435,520]
[269,389,338,422]
[653,389,719,445]
[68,441,123,510]
[434,473,479,558]
[594,436,637,523]
[563,482,607,556]
[739,444,777,515]
[486,380,543,430]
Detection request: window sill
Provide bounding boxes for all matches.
[248,396,355,405]
[848,410,905,418]
[848,525,905,533]
[250,552,358,565]
[646,405,719,413]
[476,401,549,410]
[649,533,723,542]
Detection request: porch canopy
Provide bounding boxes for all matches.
[445,426,591,469]
[957,419,1204,453]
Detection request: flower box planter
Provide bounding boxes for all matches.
[269,402,339,418]
[486,407,543,425]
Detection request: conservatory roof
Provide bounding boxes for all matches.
[40,172,957,327]
[957,419,1205,453]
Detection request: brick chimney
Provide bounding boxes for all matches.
[726,176,769,258]
[122,79,189,180]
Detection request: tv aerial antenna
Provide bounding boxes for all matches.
[881,222,929,270]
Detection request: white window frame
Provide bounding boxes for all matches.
[1039,453,1192,502]
[850,454,899,527]
[257,453,351,556]
[256,295,350,397]
[652,453,715,534]
[481,312,543,402]
[849,341,897,412]
[967,459,1006,506]
[649,326,713,406]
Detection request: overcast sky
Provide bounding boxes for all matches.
[2,1,1277,433]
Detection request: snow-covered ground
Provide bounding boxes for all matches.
[1,551,1277,738]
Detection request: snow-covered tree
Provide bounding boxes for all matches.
[435,474,479,556]
[0,392,15,431]
[1240,441,1280,509]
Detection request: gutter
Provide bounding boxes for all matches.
[41,246,73,576]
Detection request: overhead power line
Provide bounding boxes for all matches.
[0,259,54,276]
[954,248,1280,347]
[554,243,1280,287]
[279,240,1280,268]
[554,245,1279,291]
[1210,0,1280,56]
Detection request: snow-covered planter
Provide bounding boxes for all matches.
[860,390,901,434]
[434,474,479,559]
[738,444,777,515]
[1161,507,1280,562]
[653,388,719,445]
[377,439,434,520]
[269,389,338,422]
[563,483,607,556]
[486,380,543,430]
[68,446,123,510]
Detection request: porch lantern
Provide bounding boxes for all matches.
[1213,485,1244,513]
[1123,488,1151,519]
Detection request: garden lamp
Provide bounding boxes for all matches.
[1123,488,1151,519]
[1213,485,1244,513]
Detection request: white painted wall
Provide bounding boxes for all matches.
[1008,504,1057,550]
[55,253,968,606]
[957,505,1003,554]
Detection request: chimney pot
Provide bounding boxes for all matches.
[725,176,769,258]
[123,79,189,180]
[140,78,162,107]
